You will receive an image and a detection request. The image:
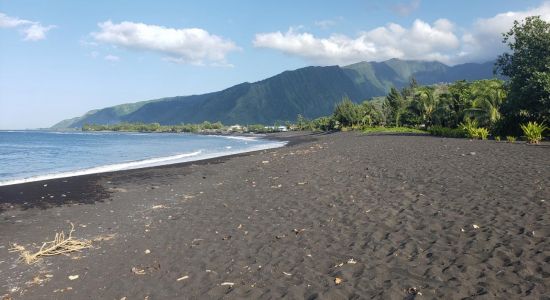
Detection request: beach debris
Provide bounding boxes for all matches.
[93,233,116,242]
[237,224,243,229]
[176,275,189,281]
[222,235,232,240]
[145,249,151,254]
[53,287,73,293]
[275,234,286,239]
[469,152,476,156]
[297,182,307,185]
[292,228,305,235]
[220,282,235,286]
[151,205,167,209]
[132,267,146,275]
[407,287,421,295]
[473,224,480,229]
[10,223,92,264]
[283,272,292,276]
[68,275,79,281]
[334,258,358,268]
[262,161,269,164]
[334,277,343,285]
[461,228,465,232]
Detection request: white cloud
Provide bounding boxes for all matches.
[392,0,421,16]
[0,12,33,28]
[314,17,342,29]
[254,19,459,65]
[92,21,239,66]
[21,23,56,41]
[0,12,55,41]
[104,54,120,61]
[460,2,550,62]
[253,2,550,65]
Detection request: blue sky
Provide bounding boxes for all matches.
[1,0,549,129]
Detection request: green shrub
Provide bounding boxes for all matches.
[520,121,547,144]
[428,126,467,138]
[363,126,425,134]
[475,127,489,140]
[459,119,479,138]
[494,136,501,141]
[459,119,489,139]
[506,136,516,143]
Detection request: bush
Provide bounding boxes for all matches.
[428,126,466,138]
[520,121,547,144]
[459,119,489,139]
[495,136,501,141]
[363,126,425,134]
[474,127,489,140]
[506,136,517,143]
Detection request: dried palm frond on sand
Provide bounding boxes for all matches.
[10,223,92,264]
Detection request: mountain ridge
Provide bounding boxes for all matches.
[52,58,499,129]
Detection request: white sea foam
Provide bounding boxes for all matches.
[0,140,287,187]
[214,135,261,141]
[0,150,202,186]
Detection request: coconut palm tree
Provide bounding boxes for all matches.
[410,87,438,126]
[465,80,506,128]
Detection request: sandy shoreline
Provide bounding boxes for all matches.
[0,132,548,299]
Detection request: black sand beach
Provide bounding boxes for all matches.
[0,132,549,299]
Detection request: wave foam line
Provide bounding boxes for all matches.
[0,150,202,186]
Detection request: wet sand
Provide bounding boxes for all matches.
[0,132,548,299]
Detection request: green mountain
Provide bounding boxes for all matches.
[52,59,498,128]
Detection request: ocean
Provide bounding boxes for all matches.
[0,131,286,186]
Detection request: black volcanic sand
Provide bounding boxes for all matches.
[0,132,549,299]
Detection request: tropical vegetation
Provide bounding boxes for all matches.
[81,16,548,144]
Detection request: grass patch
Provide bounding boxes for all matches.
[428,126,467,138]
[362,126,426,134]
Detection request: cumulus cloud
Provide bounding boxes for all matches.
[92,21,239,66]
[253,2,550,65]
[254,19,459,65]
[460,1,550,62]
[0,12,55,41]
[392,0,421,16]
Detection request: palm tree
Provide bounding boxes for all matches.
[411,87,438,126]
[465,80,506,128]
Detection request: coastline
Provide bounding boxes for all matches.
[0,131,290,187]
[0,131,316,212]
[1,132,548,299]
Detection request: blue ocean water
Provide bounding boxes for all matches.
[0,131,285,186]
